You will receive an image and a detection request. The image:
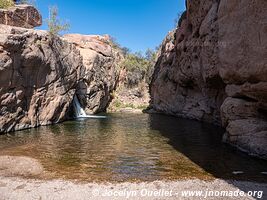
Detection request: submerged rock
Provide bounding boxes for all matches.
[0,156,43,177]
[149,0,267,159]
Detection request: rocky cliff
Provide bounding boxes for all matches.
[0,5,41,28]
[149,0,267,159]
[0,25,83,133]
[64,34,123,114]
[0,7,122,133]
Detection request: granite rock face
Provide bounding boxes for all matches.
[150,0,225,125]
[0,26,122,133]
[149,0,267,159]
[218,0,267,159]
[0,25,83,133]
[0,5,42,28]
[64,34,123,114]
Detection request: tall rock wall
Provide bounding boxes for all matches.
[149,0,267,159]
[0,6,122,132]
[150,0,225,125]
[0,28,122,133]
[64,34,123,114]
[218,0,267,159]
[0,25,83,133]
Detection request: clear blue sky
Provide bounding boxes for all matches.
[36,0,185,53]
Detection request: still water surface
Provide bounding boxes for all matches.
[0,113,266,182]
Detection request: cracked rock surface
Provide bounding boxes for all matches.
[149,0,267,159]
[0,5,42,28]
[0,25,84,133]
[64,34,123,114]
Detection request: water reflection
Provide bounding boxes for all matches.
[149,114,267,182]
[0,113,266,182]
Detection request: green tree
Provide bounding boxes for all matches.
[109,36,122,49]
[120,48,157,87]
[47,6,70,36]
[121,47,130,56]
[145,48,156,61]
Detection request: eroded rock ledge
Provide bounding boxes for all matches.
[0,5,42,28]
[149,0,267,159]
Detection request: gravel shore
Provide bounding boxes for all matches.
[0,177,266,200]
[0,156,266,199]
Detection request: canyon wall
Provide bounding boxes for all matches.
[0,25,84,133]
[0,6,121,133]
[149,0,267,159]
[64,34,123,114]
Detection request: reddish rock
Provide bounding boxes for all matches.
[150,0,225,125]
[149,0,267,159]
[64,34,123,114]
[0,28,122,133]
[0,25,83,133]
[0,5,42,28]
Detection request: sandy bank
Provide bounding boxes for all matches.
[0,177,266,200]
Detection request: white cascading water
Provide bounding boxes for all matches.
[73,95,107,119]
[73,95,87,117]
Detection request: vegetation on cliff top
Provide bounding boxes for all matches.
[0,0,36,8]
[175,11,187,27]
[121,51,155,87]
[108,38,157,112]
[0,0,14,9]
[19,0,37,6]
[47,6,70,36]
[110,36,157,88]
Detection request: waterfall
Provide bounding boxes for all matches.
[73,95,87,117]
[73,95,107,119]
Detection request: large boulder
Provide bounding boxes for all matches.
[64,34,123,114]
[0,25,83,133]
[149,0,267,159]
[0,5,42,28]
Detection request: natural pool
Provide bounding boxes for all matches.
[0,113,266,182]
